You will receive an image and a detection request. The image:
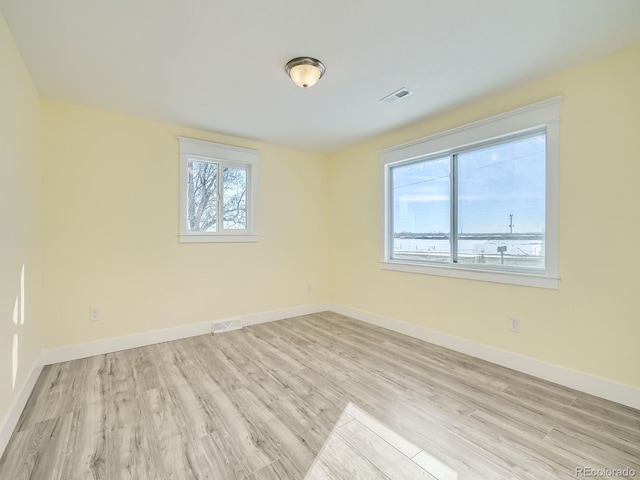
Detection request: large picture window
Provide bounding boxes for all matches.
[381,98,560,288]
[179,137,258,243]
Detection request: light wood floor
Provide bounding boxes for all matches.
[305,402,459,479]
[1,312,638,479]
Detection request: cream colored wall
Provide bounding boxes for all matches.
[41,100,329,348]
[328,44,640,388]
[0,13,43,424]
[5,9,637,404]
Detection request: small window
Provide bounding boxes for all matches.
[381,98,560,288]
[179,137,258,243]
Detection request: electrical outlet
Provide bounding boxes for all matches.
[509,317,520,333]
[90,307,101,321]
[306,283,312,294]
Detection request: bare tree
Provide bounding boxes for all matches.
[187,161,247,231]
[222,167,247,229]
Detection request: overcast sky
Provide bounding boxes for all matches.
[392,133,545,234]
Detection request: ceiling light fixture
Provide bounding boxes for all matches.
[285,57,326,89]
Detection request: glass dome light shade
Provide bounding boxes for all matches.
[285,57,326,89]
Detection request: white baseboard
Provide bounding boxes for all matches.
[6,299,636,465]
[242,303,330,326]
[0,357,43,458]
[328,303,640,411]
[41,303,330,365]
[1,303,329,460]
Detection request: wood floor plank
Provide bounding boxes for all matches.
[335,418,438,480]
[59,401,108,480]
[248,456,303,480]
[306,433,388,480]
[1,312,638,480]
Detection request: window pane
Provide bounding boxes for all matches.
[223,166,247,230]
[391,156,450,263]
[187,159,218,232]
[457,133,545,269]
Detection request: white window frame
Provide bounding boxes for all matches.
[380,97,560,289]
[179,137,258,243]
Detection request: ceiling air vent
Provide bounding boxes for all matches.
[381,87,414,104]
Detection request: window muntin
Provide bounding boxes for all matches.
[179,137,258,243]
[380,97,560,289]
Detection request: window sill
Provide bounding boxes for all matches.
[380,260,558,289]
[179,234,258,243]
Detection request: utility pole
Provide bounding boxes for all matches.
[509,214,514,234]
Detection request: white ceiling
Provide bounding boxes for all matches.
[2,0,640,153]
